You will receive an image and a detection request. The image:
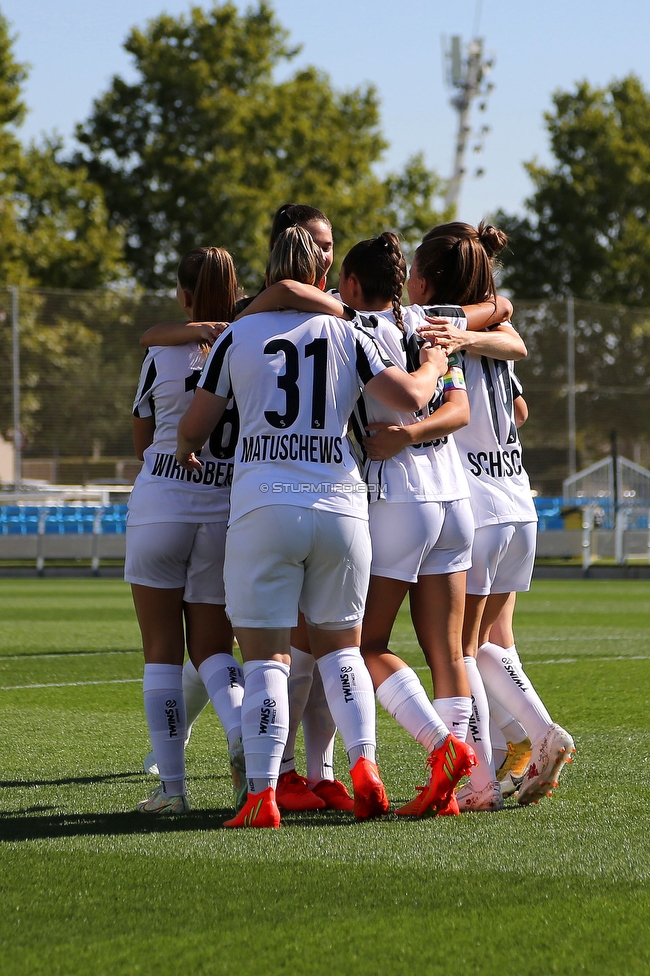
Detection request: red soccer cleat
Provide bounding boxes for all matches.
[436,791,461,816]
[310,778,354,812]
[417,734,477,814]
[395,735,476,817]
[395,785,435,817]
[276,770,326,812]
[223,787,281,829]
[350,757,390,820]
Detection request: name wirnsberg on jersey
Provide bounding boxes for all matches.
[240,433,343,465]
[151,452,233,487]
[467,449,522,479]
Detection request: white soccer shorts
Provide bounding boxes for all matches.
[224,505,372,629]
[125,520,226,603]
[369,497,474,582]
[465,520,537,596]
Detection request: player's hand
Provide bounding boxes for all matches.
[418,318,465,354]
[419,340,449,372]
[191,322,229,344]
[363,423,410,460]
[175,450,203,472]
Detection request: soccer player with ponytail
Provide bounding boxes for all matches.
[127,246,246,815]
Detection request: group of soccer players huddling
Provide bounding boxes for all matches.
[126,203,575,828]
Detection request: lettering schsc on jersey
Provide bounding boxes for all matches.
[128,344,233,525]
[418,306,537,527]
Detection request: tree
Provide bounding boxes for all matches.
[0,13,125,289]
[497,75,650,306]
[76,2,448,290]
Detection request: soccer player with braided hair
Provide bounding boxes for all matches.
[333,232,477,816]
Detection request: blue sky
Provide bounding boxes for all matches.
[2,0,648,224]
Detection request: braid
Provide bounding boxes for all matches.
[381,234,405,332]
[341,231,406,328]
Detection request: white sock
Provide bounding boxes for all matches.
[490,717,508,769]
[488,694,527,744]
[316,647,376,767]
[376,668,448,753]
[478,641,552,744]
[198,653,244,749]
[241,659,290,794]
[143,663,186,796]
[280,647,315,775]
[433,696,472,743]
[504,643,522,666]
[463,656,495,790]
[303,666,337,784]
[182,659,210,743]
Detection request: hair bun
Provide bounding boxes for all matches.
[477,221,507,257]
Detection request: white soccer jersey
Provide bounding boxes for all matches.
[350,306,470,503]
[128,344,233,524]
[198,310,392,524]
[418,305,537,527]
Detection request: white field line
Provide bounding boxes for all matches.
[0,650,140,661]
[1,655,648,692]
[413,654,649,670]
[1,678,141,691]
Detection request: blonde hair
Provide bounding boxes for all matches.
[267,226,327,286]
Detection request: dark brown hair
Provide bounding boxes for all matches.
[177,246,238,322]
[414,221,507,306]
[267,226,327,286]
[269,203,331,250]
[340,232,407,331]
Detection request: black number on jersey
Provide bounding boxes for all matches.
[264,338,328,430]
[480,357,518,445]
[304,338,327,429]
[209,400,239,459]
[186,369,239,459]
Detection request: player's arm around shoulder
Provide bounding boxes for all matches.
[365,341,449,413]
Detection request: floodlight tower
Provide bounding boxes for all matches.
[442,32,495,212]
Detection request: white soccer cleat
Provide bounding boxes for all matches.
[228,736,248,813]
[455,779,504,812]
[499,770,523,798]
[516,724,576,806]
[137,785,190,815]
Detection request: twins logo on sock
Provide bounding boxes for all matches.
[258,698,277,735]
[340,666,355,703]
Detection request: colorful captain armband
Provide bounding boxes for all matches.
[443,353,466,393]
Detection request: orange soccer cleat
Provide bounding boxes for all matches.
[396,734,476,817]
[310,778,355,812]
[350,757,390,820]
[276,770,327,812]
[223,787,281,829]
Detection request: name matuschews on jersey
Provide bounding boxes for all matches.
[466,449,523,479]
[151,452,233,487]
[240,433,344,465]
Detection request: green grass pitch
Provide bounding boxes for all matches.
[1,578,649,975]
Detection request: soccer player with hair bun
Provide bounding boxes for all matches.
[405,221,575,809]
